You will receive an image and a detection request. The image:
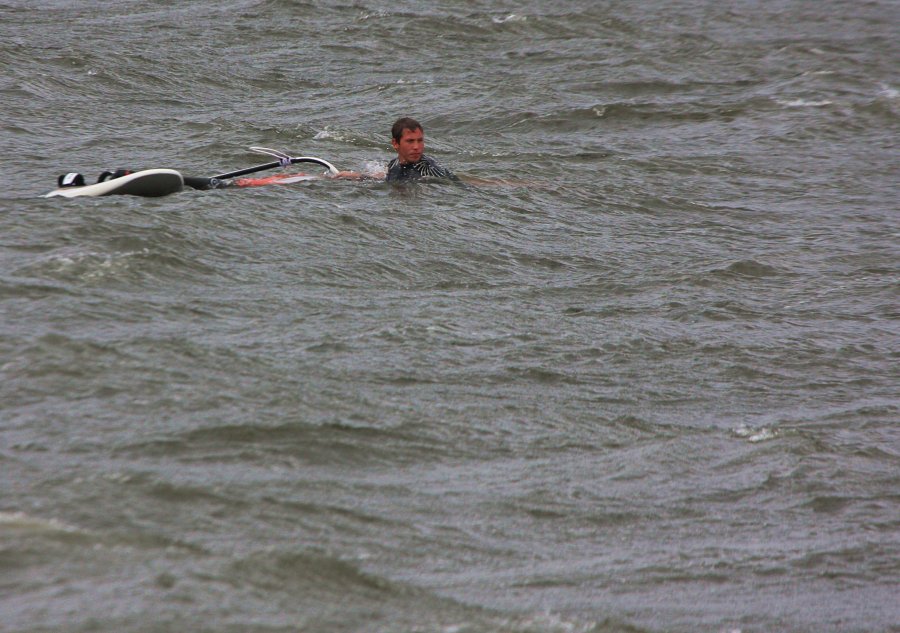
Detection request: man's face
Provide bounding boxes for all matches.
[392,127,425,164]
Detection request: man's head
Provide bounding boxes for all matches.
[391,117,425,165]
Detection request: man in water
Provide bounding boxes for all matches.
[335,117,457,183]
[383,117,457,183]
[164,117,457,190]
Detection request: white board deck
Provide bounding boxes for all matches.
[44,169,184,198]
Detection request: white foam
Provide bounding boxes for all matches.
[313,128,347,141]
[776,98,832,108]
[501,611,595,632]
[0,511,79,533]
[362,159,386,177]
[492,14,527,24]
[878,83,898,99]
[733,424,778,443]
[38,248,150,281]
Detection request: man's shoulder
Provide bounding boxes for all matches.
[416,155,456,179]
[385,158,403,181]
[385,155,458,183]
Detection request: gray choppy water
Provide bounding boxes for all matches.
[1,2,898,632]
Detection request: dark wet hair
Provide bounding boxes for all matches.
[391,117,423,142]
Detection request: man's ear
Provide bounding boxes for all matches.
[391,138,400,151]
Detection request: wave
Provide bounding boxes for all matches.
[713,259,786,279]
[115,418,456,467]
[0,510,84,536]
[13,245,221,285]
[775,98,833,108]
[215,546,607,632]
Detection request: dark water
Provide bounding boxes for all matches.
[2,2,898,632]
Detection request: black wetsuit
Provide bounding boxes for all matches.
[385,155,458,183]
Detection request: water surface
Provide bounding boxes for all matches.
[1,2,898,632]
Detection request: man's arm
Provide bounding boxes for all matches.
[330,169,386,180]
